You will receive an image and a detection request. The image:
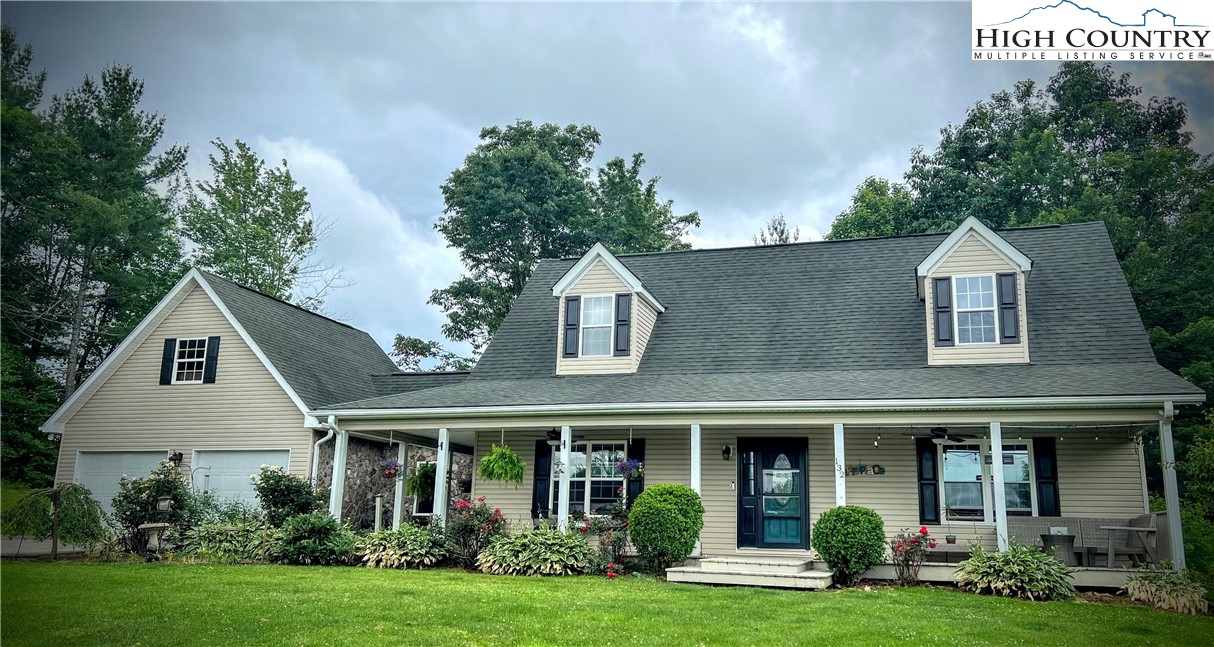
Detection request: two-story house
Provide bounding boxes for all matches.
[310,218,1202,586]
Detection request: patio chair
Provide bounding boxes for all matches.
[1079,516,1152,568]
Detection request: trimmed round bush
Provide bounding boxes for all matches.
[269,512,356,566]
[811,505,885,586]
[956,541,1075,601]
[628,483,704,575]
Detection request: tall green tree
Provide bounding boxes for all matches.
[181,139,341,311]
[824,178,913,240]
[422,120,699,358]
[753,213,800,245]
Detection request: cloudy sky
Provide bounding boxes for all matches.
[6,1,1211,360]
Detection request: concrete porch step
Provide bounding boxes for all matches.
[667,565,833,589]
[696,556,813,574]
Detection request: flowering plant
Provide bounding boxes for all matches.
[606,561,619,580]
[379,458,403,479]
[889,525,936,586]
[615,458,644,479]
[447,497,507,567]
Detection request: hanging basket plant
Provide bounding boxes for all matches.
[406,462,437,502]
[478,444,525,486]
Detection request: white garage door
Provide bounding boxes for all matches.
[193,449,290,506]
[77,451,168,514]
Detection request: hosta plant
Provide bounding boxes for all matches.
[1125,565,1209,615]
[955,541,1075,601]
[180,521,276,563]
[356,524,447,569]
[477,526,591,576]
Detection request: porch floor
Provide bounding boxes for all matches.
[666,556,833,589]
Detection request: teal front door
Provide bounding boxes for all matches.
[737,438,809,549]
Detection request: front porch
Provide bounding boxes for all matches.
[321,406,1188,588]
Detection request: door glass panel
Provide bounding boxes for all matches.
[763,496,800,517]
[762,470,800,494]
[773,453,791,469]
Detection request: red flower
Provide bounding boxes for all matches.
[477,496,485,502]
[617,487,624,495]
[607,572,618,579]
[608,562,615,569]
[622,521,629,527]
[919,526,928,535]
[929,541,937,549]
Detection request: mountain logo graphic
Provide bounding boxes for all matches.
[987,1,1206,28]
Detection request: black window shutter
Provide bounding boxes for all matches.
[626,438,646,507]
[613,293,631,357]
[159,339,177,385]
[916,438,940,524]
[531,440,553,519]
[202,336,221,383]
[1033,437,1061,517]
[562,296,580,358]
[997,273,1020,344]
[932,277,954,347]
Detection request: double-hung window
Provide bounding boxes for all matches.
[579,296,614,356]
[953,275,997,344]
[550,441,626,515]
[940,442,1037,522]
[172,338,209,384]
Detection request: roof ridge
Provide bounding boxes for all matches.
[545,222,1076,262]
[197,269,360,332]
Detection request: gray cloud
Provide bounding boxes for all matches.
[5,1,1210,354]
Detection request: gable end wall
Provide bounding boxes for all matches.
[56,283,312,485]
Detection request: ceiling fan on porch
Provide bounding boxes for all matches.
[545,428,586,446]
[906,426,978,444]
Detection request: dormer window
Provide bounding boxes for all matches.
[580,296,614,357]
[954,275,997,345]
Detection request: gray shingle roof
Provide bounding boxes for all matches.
[371,372,469,398]
[200,271,400,408]
[322,222,1203,411]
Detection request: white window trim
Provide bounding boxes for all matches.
[577,294,616,358]
[951,274,1000,346]
[170,337,210,384]
[549,440,627,515]
[938,440,1037,524]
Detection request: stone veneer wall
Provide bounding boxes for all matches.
[313,432,474,530]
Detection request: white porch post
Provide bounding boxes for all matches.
[557,425,572,531]
[690,423,702,556]
[328,426,349,520]
[433,428,451,525]
[990,422,1008,551]
[1160,402,1186,571]
[393,441,408,531]
[833,423,846,506]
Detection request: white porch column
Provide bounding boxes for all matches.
[557,425,572,531]
[833,423,846,507]
[690,423,702,557]
[433,428,451,525]
[393,441,408,531]
[328,427,349,520]
[990,422,1008,551]
[1160,402,1186,571]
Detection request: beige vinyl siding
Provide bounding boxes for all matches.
[631,299,658,371]
[926,232,1030,365]
[556,258,659,375]
[1056,434,1148,516]
[56,283,312,486]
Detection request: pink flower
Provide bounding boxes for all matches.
[607,572,618,579]
[929,541,937,549]
[617,487,624,495]
[477,496,485,502]
[919,526,928,535]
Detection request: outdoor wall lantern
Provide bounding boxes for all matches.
[168,451,184,468]
[721,445,732,461]
[156,495,172,513]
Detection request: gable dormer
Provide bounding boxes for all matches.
[917,217,1032,366]
[552,243,663,375]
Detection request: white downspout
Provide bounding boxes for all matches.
[311,419,336,486]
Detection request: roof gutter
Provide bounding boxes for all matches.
[312,393,1205,420]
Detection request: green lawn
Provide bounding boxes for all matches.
[2,562,1210,646]
[1,483,31,513]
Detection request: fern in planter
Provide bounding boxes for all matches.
[406,462,437,502]
[479,444,525,486]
